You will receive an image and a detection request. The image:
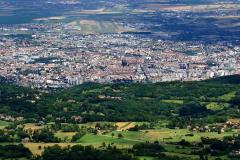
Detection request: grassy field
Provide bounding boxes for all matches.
[161,99,184,105]
[23,133,141,155]
[24,143,78,155]
[0,120,237,159]
[116,122,136,131]
[79,121,115,128]
[0,120,11,129]
[137,156,156,160]
[66,20,133,34]
[218,91,236,101]
[107,129,236,143]
[78,133,140,147]
[24,123,44,131]
[55,131,77,142]
[0,127,237,160]
[206,102,230,111]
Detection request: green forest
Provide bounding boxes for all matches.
[0,75,240,160]
[1,75,240,125]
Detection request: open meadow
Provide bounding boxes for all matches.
[0,120,12,129]
[4,121,234,159]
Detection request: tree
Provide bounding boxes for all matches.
[32,128,59,143]
[230,95,240,106]
[118,133,123,139]
[41,144,134,160]
[0,144,32,159]
[133,142,165,156]
[101,142,106,148]
[42,145,65,160]
[71,131,86,142]
[179,102,209,117]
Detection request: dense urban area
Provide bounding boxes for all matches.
[0,0,239,89]
[0,24,240,90]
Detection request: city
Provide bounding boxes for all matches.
[0,0,239,90]
[0,23,239,90]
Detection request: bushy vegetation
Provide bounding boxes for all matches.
[0,144,31,159]
[132,141,165,156]
[0,75,240,159]
[0,75,240,125]
[39,144,134,160]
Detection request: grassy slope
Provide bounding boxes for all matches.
[1,75,240,159]
[35,75,240,122]
[0,120,11,129]
[1,75,240,122]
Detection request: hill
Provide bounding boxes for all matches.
[0,75,240,126]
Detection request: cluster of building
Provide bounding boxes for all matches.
[0,114,23,122]
[188,118,240,134]
[0,24,239,90]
